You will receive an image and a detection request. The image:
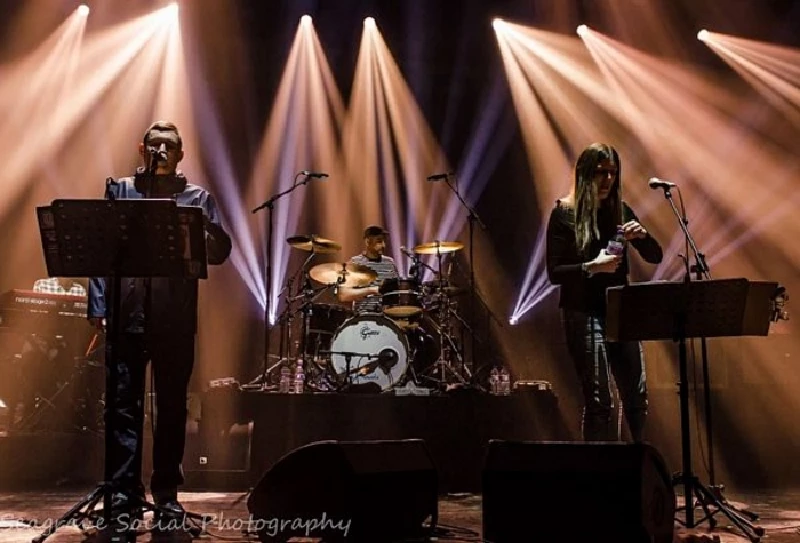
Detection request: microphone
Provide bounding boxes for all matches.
[147,144,169,162]
[426,172,451,181]
[400,246,416,259]
[357,349,398,376]
[648,177,677,190]
[376,349,398,374]
[302,170,329,179]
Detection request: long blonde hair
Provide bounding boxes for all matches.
[572,143,622,255]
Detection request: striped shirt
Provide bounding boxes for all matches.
[349,254,398,314]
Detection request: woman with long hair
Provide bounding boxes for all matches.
[546,143,663,442]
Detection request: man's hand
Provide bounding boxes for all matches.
[621,220,647,240]
[88,317,105,331]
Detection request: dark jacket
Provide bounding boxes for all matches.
[546,199,662,315]
[87,176,232,335]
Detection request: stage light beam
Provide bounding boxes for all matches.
[577,24,589,38]
[698,29,709,42]
[77,4,90,17]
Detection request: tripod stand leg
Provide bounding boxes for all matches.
[692,482,718,529]
[711,486,760,522]
[694,482,764,542]
[32,484,106,543]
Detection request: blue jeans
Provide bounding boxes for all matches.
[562,310,648,442]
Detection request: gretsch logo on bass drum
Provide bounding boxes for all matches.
[360,325,380,341]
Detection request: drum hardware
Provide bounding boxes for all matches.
[429,285,467,386]
[409,240,470,387]
[254,235,348,391]
[296,263,345,387]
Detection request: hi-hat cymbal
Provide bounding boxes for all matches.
[422,280,465,297]
[413,240,464,255]
[309,262,377,288]
[287,234,341,254]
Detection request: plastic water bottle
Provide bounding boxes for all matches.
[489,368,500,395]
[606,226,625,256]
[293,359,305,394]
[279,364,291,393]
[499,368,511,396]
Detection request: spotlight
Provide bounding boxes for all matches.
[509,317,518,326]
[301,14,312,25]
[697,29,709,42]
[77,4,90,16]
[492,18,505,31]
[364,16,376,28]
[576,24,589,37]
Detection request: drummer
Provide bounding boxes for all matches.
[337,225,399,314]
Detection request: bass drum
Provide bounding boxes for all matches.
[330,315,409,391]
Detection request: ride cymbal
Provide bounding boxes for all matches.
[286,234,341,254]
[309,262,377,288]
[413,240,464,255]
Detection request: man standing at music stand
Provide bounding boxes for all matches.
[87,121,231,536]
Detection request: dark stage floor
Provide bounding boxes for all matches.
[0,489,799,542]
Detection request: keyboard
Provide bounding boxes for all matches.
[0,289,88,329]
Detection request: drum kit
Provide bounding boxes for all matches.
[265,234,471,392]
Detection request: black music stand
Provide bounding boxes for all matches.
[607,278,775,543]
[33,198,208,542]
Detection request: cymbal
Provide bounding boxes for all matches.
[309,262,377,288]
[423,281,464,296]
[413,240,463,255]
[287,234,341,254]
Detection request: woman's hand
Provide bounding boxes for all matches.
[621,220,647,240]
[587,249,622,274]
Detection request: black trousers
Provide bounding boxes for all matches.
[562,310,648,442]
[104,332,195,499]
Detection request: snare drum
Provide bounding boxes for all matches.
[380,277,423,318]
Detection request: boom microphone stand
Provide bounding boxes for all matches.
[252,171,325,386]
[652,180,763,542]
[429,173,486,374]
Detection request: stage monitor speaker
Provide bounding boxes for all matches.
[483,440,675,543]
[247,438,438,542]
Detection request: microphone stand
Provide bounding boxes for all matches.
[319,350,382,392]
[252,171,316,388]
[657,185,762,541]
[439,174,486,376]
